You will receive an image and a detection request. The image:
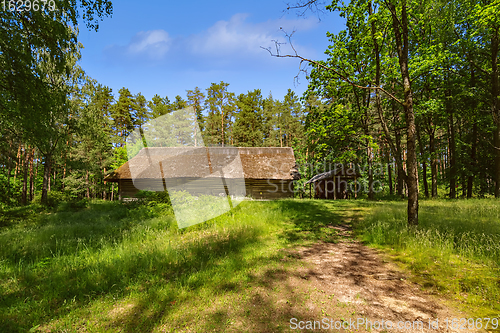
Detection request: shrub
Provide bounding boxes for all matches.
[135,190,171,205]
[33,191,69,208]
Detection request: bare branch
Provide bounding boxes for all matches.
[284,0,326,18]
[262,31,404,106]
[488,139,500,151]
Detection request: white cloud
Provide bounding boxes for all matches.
[128,30,171,57]
[105,30,171,60]
[104,14,318,65]
[189,13,318,58]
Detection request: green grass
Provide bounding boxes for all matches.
[2,198,499,332]
[358,199,500,319]
[0,198,360,332]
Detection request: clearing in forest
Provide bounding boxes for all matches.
[0,199,499,332]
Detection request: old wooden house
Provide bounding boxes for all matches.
[104,147,300,200]
[305,167,360,199]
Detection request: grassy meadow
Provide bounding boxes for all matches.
[0,197,499,331]
[0,198,360,332]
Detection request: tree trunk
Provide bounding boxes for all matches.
[387,151,394,196]
[447,86,457,198]
[389,0,419,225]
[467,65,478,198]
[417,123,429,198]
[62,163,66,191]
[29,147,35,202]
[491,27,500,198]
[394,129,404,197]
[366,141,374,200]
[429,126,438,198]
[7,141,12,196]
[467,122,478,198]
[14,144,21,183]
[86,170,90,199]
[461,171,467,197]
[495,127,500,197]
[22,146,29,205]
[103,167,107,200]
[34,155,38,197]
[41,154,52,205]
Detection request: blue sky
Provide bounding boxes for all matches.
[77,0,344,102]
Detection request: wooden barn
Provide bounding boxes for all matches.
[305,167,360,199]
[104,147,300,200]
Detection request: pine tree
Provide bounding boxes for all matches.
[204,82,235,146]
[233,90,264,147]
[111,88,136,147]
[148,95,172,118]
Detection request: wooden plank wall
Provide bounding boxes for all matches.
[246,179,294,199]
[118,178,295,200]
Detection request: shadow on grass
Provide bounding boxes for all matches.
[275,199,370,244]
[0,222,261,331]
[107,261,321,333]
[0,199,370,332]
[0,201,156,266]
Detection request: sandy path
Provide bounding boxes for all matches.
[288,224,483,333]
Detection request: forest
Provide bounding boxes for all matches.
[0,76,307,205]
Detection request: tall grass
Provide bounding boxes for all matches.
[359,199,500,316]
[4,198,498,331]
[1,198,333,332]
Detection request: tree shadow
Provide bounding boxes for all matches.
[0,199,371,332]
[275,199,369,243]
[0,205,268,332]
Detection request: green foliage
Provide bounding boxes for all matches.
[34,191,68,209]
[0,0,113,117]
[186,87,206,132]
[305,101,359,163]
[233,89,264,146]
[111,146,128,170]
[148,94,172,118]
[111,88,136,146]
[204,81,236,146]
[1,0,113,206]
[135,190,171,205]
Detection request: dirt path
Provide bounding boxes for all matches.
[285,223,482,332]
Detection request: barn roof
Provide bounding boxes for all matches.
[304,167,360,184]
[105,147,300,182]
